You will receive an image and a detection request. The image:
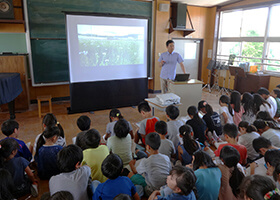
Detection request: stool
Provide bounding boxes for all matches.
[37,95,52,118]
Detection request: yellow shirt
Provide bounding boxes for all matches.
[82,145,109,183]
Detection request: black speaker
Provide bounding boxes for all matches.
[0,0,14,19]
[171,3,186,29]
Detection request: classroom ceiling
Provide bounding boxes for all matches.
[171,0,243,7]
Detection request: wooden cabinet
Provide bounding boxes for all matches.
[0,55,30,111]
[235,73,270,94]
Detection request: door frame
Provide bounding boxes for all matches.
[172,38,204,80]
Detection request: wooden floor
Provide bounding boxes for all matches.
[0,90,221,199]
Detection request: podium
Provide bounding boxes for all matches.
[169,79,204,117]
[229,66,246,92]
[229,66,270,93]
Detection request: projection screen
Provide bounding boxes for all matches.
[66,14,148,83]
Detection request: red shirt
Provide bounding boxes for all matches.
[214,143,247,164]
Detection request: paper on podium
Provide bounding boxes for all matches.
[156,93,181,106]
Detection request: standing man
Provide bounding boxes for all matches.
[158,40,186,93]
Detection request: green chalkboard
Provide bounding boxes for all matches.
[27,0,152,84]
[0,33,27,54]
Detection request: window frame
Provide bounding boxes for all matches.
[216,3,280,74]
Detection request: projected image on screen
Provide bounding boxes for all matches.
[78,25,144,67]
[66,15,148,83]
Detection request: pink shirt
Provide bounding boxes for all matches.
[231,105,244,126]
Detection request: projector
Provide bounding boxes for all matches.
[156,93,181,106]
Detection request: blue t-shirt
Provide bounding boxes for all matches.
[194,167,221,200]
[1,137,32,161]
[93,176,136,200]
[158,51,184,80]
[35,145,63,180]
[157,191,196,200]
[4,157,32,198]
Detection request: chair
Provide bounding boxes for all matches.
[37,95,52,118]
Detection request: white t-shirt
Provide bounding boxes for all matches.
[267,96,277,118]
[262,128,280,148]
[219,106,234,126]
[49,165,91,200]
[238,132,260,160]
[107,134,132,166]
[136,153,171,189]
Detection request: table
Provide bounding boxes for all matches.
[234,73,270,94]
[169,79,204,117]
[145,98,181,116]
[0,73,23,119]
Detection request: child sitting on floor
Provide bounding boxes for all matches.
[214,123,247,165]
[177,124,200,165]
[156,121,176,160]
[0,138,38,198]
[49,144,91,200]
[186,106,207,146]
[148,166,196,200]
[130,132,171,196]
[81,129,109,183]
[134,101,159,145]
[73,115,91,148]
[165,105,184,147]
[34,113,65,154]
[35,126,63,180]
[93,154,140,200]
[105,109,134,141]
[1,119,32,161]
[107,119,133,166]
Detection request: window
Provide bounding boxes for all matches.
[241,8,268,37]
[269,5,280,37]
[217,4,280,73]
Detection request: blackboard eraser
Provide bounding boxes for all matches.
[2,52,14,55]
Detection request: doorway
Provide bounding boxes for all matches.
[173,38,203,80]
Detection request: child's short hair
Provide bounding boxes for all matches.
[145,132,161,150]
[51,191,74,200]
[258,87,270,96]
[223,123,238,138]
[76,115,91,131]
[114,119,129,138]
[264,149,280,167]
[101,154,123,180]
[57,144,83,173]
[170,166,196,196]
[138,101,151,113]
[113,194,133,200]
[155,121,167,135]
[1,119,19,136]
[166,105,179,120]
[252,137,272,153]
[83,129,100,149]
